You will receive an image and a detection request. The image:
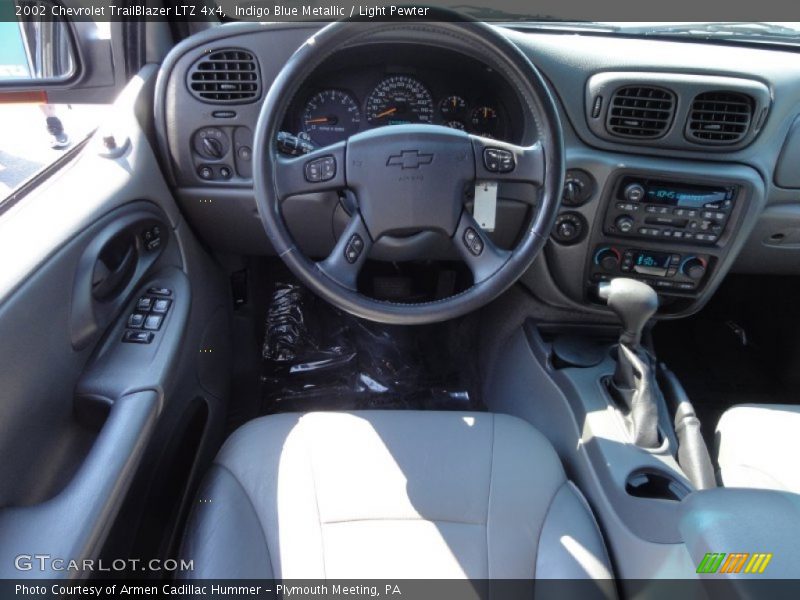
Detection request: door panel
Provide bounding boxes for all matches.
[0,66,231,578]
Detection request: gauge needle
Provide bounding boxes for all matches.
[305,117,331,124]
[375,107,398,119]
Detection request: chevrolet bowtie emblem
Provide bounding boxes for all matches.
[386,150,434,169]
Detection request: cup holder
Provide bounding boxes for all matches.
[625,468,691,501]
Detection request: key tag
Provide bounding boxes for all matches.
[473,181,498,232]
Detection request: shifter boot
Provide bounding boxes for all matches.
[614,344,661,449]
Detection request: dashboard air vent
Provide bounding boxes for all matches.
[188,49,260,103]
[606,86,675,139]
[686,91,753,144]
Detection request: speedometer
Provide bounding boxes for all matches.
[302,89,361,147]
[365,76,434,126]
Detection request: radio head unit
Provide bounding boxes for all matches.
[605,176,738,244]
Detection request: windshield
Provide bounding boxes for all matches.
[503,20,800,45]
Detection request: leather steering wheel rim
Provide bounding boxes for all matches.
[253,16,565,325]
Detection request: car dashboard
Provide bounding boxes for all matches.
[155,22,800,319]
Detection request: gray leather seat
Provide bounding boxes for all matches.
[181,411,613,579]
[716,404,800,493]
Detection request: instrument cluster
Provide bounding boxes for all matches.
[289,67,516,148]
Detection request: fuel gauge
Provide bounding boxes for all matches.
[440,95,466,117]
[470,106,499,135]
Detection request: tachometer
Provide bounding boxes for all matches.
[366,76,434,126]
[302,89,361,146]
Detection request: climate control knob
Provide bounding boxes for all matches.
[615,215,635,233]
[682,257,707,280]
[595,247,621,271]
[624,183,645,203]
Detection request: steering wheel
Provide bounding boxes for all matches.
[253,16,564,325]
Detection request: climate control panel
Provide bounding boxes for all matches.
[589,245,711,294]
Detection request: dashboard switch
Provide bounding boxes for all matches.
[304,156,336,183]
[137,297,153,312]
[483,148,515,173]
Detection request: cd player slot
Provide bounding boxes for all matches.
[645,216,688,227]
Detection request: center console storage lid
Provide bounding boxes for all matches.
[679,488,800,578]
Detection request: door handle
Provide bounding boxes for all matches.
[92,243,136,300]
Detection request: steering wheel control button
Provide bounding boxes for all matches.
[127,313,146,329]
[144,315,164,331]
[304,156,337,183]
[123,330,153,344]
[463,227,484,256]
[483,148,515,173]
[345,234,365,263]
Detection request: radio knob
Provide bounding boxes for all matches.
[682,257,707,280]
[615,215,635,233]
[596,247,620,271]
[624,183,645,203]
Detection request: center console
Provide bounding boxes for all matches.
[539,156,766,318]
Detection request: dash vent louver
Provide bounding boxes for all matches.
[686,91,753,144]
[188,49,260,103]
[606,86,675,139]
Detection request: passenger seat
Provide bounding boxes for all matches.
[716,404,800,493]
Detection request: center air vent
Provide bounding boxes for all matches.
[188,49,260,104]
[686,91,753,144]
[606,86,675,139]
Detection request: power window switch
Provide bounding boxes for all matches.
[123,330,153,344]
[137,297,153,311]
[127,313,146,329]
[143,315,164,331]
[147,287,172,297]
[151,298,172,314]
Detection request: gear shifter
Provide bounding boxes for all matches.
[598,278,659,350]
[598,278,661,448]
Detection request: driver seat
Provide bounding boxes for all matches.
[180,411,614,580]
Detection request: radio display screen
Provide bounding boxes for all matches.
[645,186,729,207]
[618,177,735,208]
[633,251,672,276]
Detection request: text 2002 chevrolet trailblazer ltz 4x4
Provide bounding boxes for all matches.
[2,1,800,599]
